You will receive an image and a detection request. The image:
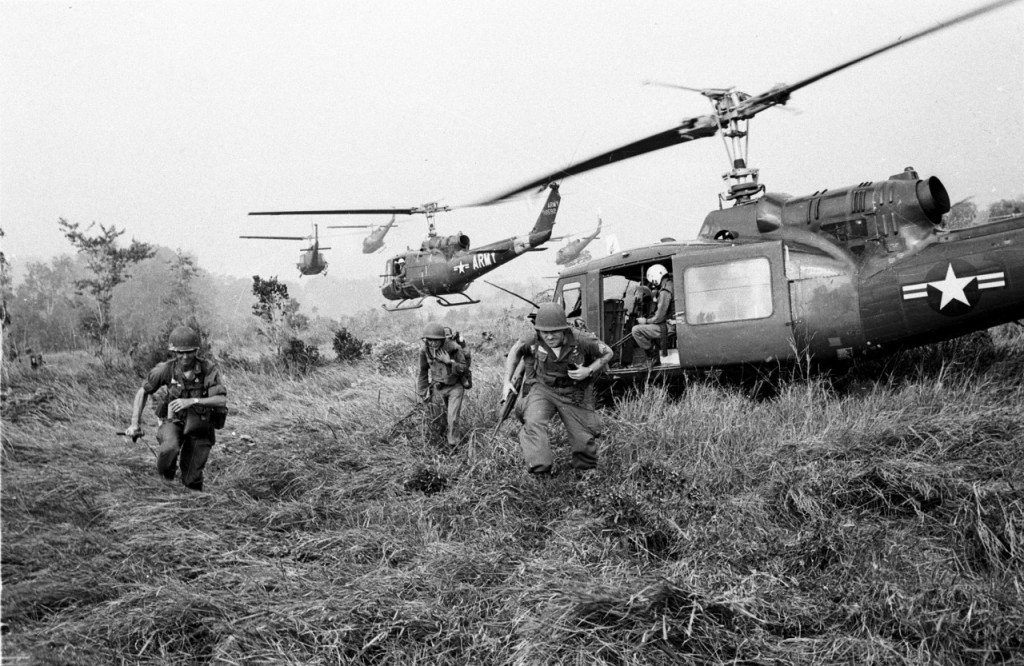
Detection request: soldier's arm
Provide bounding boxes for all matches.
[415,350,430,400]
[450,347,469,375]
[568,339,614,381]
[503,340,526,392]
[126,387,150,436]
[650,289,672,324]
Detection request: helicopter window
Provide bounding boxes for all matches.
[558,282,583,318]
[683,257,772,324]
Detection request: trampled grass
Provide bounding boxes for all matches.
[2,330,1023,665]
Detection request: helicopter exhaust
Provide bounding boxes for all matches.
[917,176,951,225]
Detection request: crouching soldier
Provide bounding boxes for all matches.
[417,322,471,447]
[124,326,228,491]
[503,303,613,476]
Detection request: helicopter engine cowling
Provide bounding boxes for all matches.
[421,233,470,254]
[698,167,950,261]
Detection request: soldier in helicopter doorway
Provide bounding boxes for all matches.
[416,322,471,447]
[124,326,228,491]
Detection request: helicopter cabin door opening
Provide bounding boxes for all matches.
[558,239,796,371]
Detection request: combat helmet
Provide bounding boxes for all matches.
[533,303,570,331]
[422,322,447,340]
[168,325,201,352]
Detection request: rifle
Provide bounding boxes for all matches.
[385,403,427,438]
[115,429,157,455]
[493,360,525,435]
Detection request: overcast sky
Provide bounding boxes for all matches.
[3,0,1022,293]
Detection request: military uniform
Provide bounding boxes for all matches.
[416,338,470,446]
[145,357,227,490]
[515,328,608,473]
[632,274,674,360]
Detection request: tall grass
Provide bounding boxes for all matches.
[2,327,1022,665]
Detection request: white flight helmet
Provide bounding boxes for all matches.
[646,263,667,286]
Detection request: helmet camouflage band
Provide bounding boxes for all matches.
[533,303,570,332]
[168,325,201,351]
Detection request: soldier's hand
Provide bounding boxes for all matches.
[568,365,591,381]
[169,397,198,414]
[124,424,144,439]
[502,380,517,397]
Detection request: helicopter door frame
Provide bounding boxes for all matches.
[673,240,795,367]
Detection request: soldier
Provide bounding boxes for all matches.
[502,303,613,477]
[124,326,227,491]
[416,322,471,447]
[631,263,674,367]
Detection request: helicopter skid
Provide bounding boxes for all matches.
[434,293,481,307]
[382,298,425,311]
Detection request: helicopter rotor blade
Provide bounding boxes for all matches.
[249,208,419,216]
[478,116,718,204]
[730,0,1020,121]
[327,224,376,228]
[478,0,1018,206]
[240,235,308,240]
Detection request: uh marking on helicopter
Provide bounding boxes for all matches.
[479,0,1024,382]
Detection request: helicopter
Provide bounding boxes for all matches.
[239,223,331,277]
[321,215,400,254]
[481,0,1024,385]
[250,184,562,311]
[556,215,602,266]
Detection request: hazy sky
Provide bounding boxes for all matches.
[3,0,1022,296]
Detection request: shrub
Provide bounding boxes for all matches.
[282,337,322,375]
[333,327,371,363]
[371,338,418,374]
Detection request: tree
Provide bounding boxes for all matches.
[989,197,1024,221]
[0,228,11,328]
[251,275,307,358]
[13,257,84,351]
[58,218,155,343]
[943,198,978,229]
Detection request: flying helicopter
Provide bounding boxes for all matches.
[250,184,562,311]
[556,216,602,266]
[480,0,1024,385]
[239,223,331,277]
[319,215,400,254]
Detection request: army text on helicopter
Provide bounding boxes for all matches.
[480,0,1024,385]
[250,184,562,311]
[239,223,330,277]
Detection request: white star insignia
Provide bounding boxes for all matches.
[928,264,975,310]
[453,261,469,274]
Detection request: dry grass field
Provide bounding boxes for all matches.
[2,326,1023,665]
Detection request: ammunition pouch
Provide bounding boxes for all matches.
[182,404,228,436]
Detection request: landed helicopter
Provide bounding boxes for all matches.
[556,216,602,266]
[482,0,1024,386]
[239,223,331,277]
[250,184,562,311]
